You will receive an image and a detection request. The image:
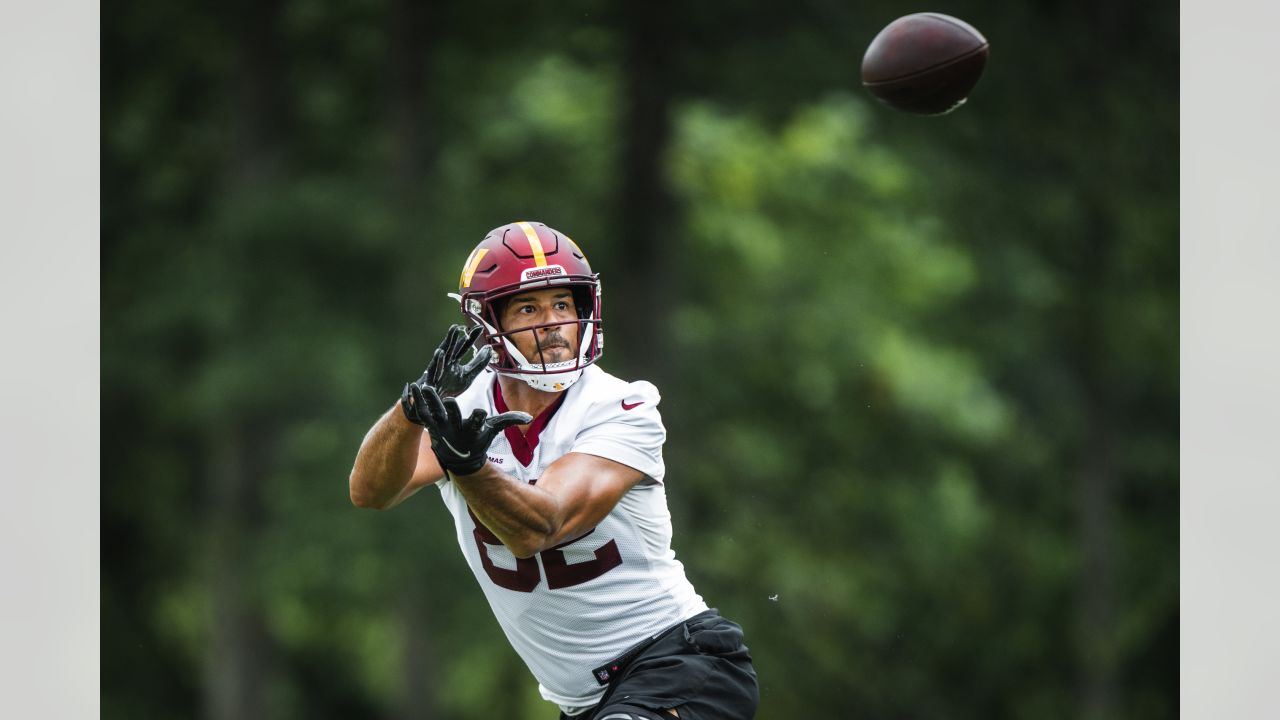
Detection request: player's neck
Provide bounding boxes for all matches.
[496,375,563,433]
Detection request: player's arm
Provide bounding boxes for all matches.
[348,405,444,509]
[452,453,645,558]
[407,384,647,558]
[348,324,493,510]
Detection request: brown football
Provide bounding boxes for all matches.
[861,13,989,115]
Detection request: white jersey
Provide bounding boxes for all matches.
[436,365,708,710]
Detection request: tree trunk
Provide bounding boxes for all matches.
[393,578,440,720]
[386,4,444,716]
[1077,397,1117,720]
[203,427,273,720]
[1073,206,1118,720]
[203,3,287,717]
[613,0,678,382]
[387,0,436,196]
[226,0,289,184]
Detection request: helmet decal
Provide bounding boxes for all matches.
[460,247,489,289]
[516,221,549,267]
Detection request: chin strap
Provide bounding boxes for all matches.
[496,333,585,391]
[499,367,584,392]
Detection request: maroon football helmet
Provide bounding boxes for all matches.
[453,221,603,391]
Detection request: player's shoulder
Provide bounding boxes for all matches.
[559,366,664,436]
[575,365,661,409]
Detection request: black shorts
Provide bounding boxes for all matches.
[562,609,759,720]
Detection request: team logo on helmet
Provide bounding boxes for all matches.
[520,265,566,282]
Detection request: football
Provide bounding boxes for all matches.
[861,13,989,115]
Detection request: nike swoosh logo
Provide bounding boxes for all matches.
[441,438,471,458]
[621,400,644,411]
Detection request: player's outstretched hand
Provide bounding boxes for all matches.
[405,383,530,475]
[423,324,495,398]
[401,324,495,425]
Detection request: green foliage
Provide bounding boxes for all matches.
[663,94,1029,715]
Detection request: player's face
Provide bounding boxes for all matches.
[498,288,580,366]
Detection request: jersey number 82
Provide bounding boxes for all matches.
[467,507,623,592]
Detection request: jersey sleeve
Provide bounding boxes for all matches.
[570,380,667,483]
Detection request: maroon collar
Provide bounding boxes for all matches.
[493,378,567,466]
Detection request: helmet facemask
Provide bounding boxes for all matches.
[456,279,603,392]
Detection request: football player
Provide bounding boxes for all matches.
[349,221,759,719]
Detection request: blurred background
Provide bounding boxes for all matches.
[102,0,1177,717]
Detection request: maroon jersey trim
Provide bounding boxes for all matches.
[493,378,567,466]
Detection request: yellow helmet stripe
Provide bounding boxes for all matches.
[460,247,489,288]
[517,221,548,267]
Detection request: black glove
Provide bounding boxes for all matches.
[401,324,494,426]
[406,383,531,475]
[425,324,495,398]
